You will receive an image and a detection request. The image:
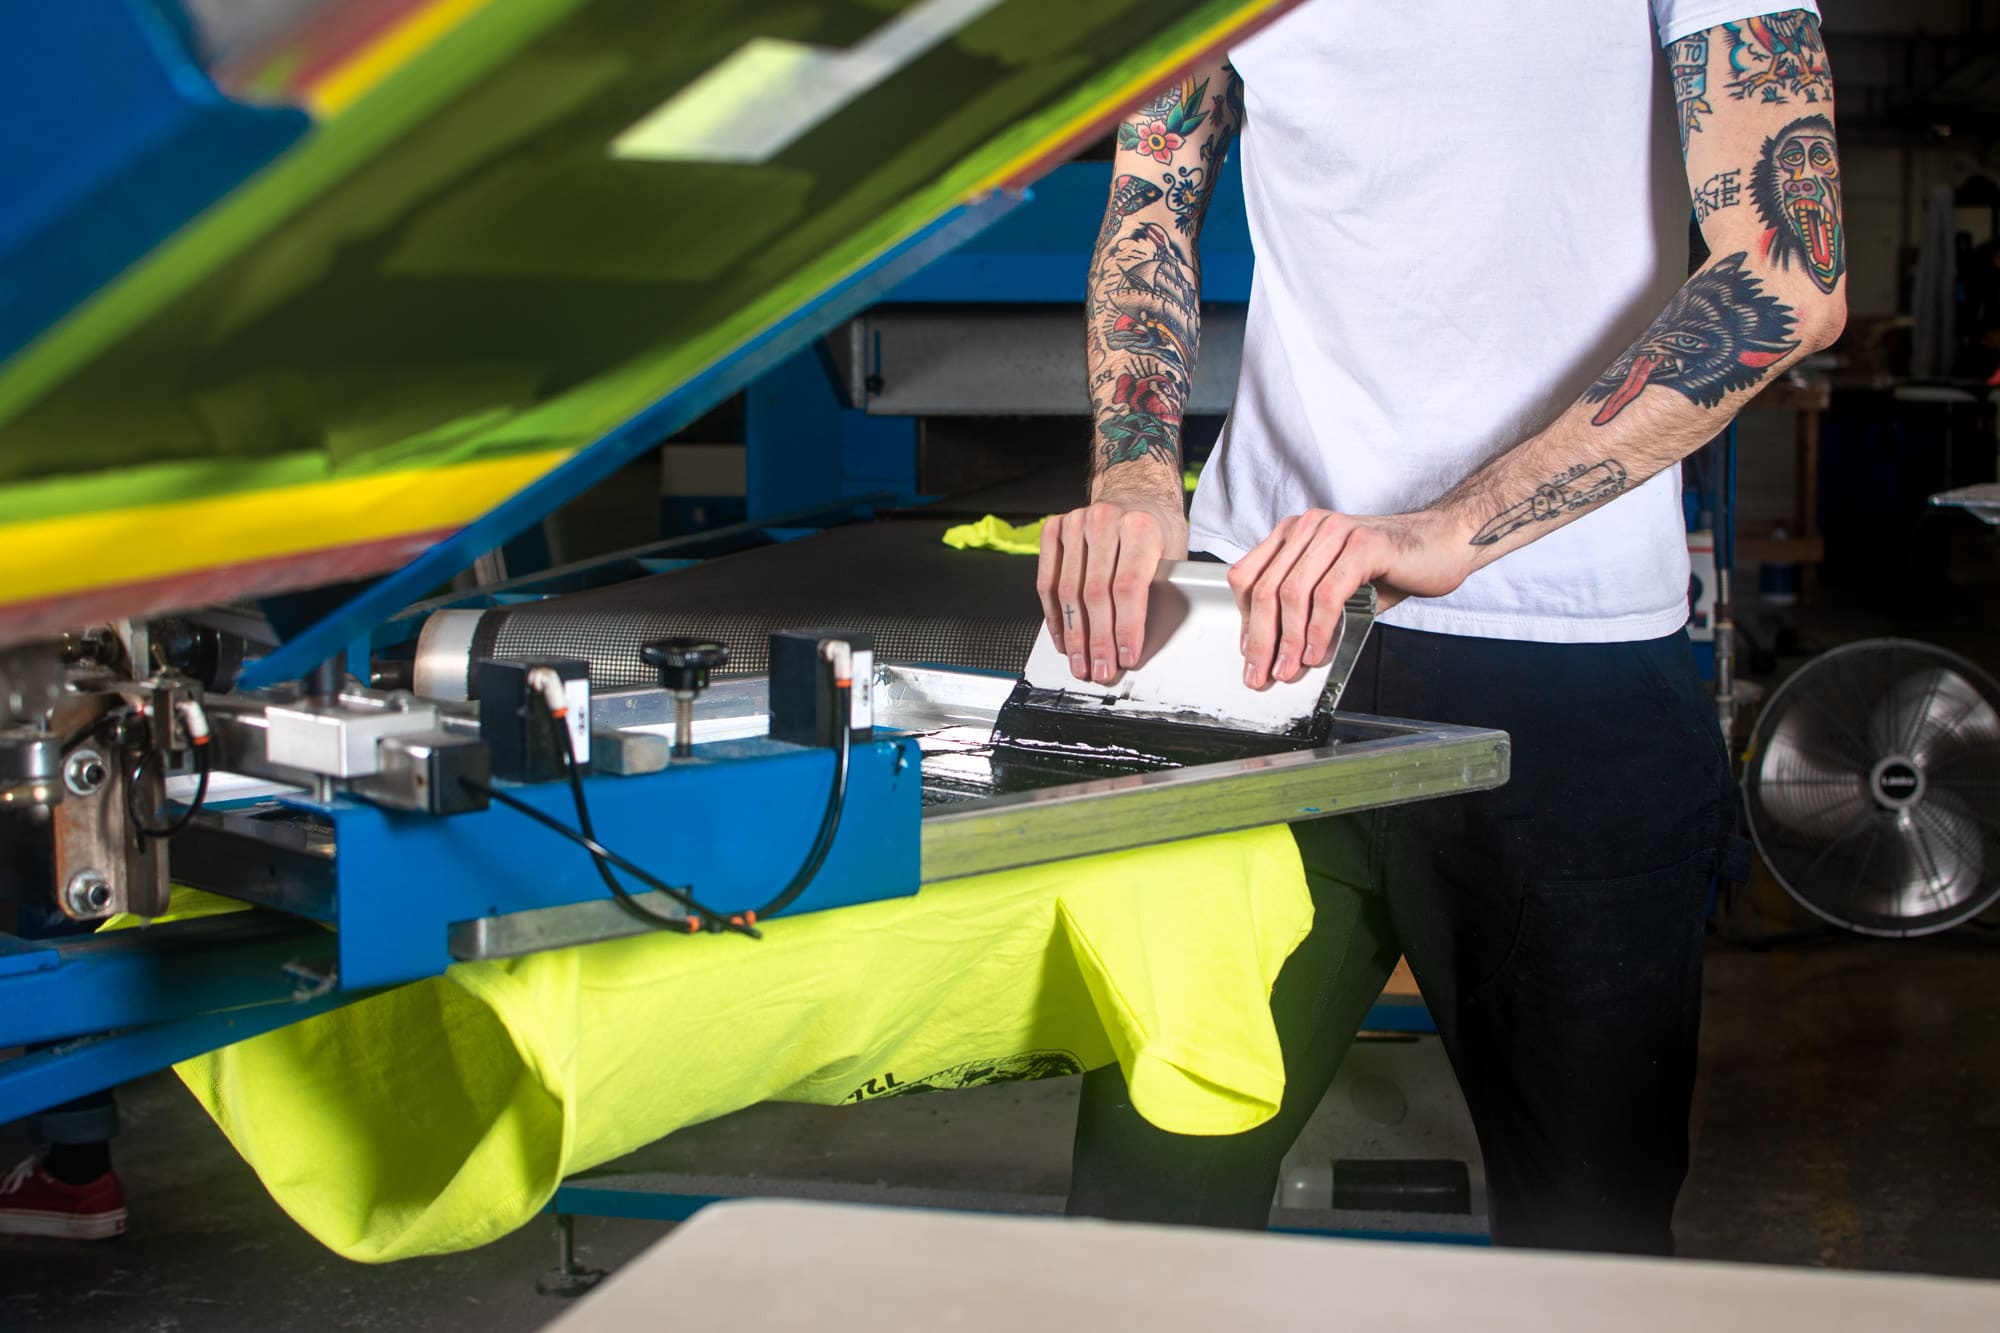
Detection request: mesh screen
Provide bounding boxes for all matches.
[469,518,1044,684]
[484,609,1035,685]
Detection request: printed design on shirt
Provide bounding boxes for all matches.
[1091,221,1198,466]
[842,1049,1086,1103]
[1584,253,1798,426]
[1693,169,1741,222]
[1469,461,1631,547]
[1724,13,1833,106]
[1670,31,1714,151]
[1751,114,1843,294]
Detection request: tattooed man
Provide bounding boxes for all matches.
[1045,5,1845,1254]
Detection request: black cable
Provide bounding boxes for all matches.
[536,700,755,937]
[462,775,753,937]
[751,665,852,921]
[127,742,210,842]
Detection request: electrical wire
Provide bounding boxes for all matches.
[751,660,852,921]
[537,698,756,937]
[465,650,855,938]
[127,742,210,842]
[460,774,750,936]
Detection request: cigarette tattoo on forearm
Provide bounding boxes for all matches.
[1469,462,1632,547]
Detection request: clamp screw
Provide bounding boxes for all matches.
[640,640,729,758]
[65,749,109,797]
[64,869,113,918]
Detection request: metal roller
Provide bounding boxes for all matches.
[414,520,1043,701]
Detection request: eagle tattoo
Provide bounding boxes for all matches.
[1752,115,1843,294]
[1585,253,1797,426]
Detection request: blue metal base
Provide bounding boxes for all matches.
[278,734,921,991]
[0,733,921,1120]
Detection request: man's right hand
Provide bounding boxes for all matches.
[1035,492,1189,684]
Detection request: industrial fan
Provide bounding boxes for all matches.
[1744,639,2000,937]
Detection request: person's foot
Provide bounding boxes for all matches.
[0,1157,127,1240]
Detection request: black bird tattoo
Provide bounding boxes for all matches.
[1585,253,1798,426]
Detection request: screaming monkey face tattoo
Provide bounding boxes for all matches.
[1752,114,1843,293]
[1584,253,1798,425]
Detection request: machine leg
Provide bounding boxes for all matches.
[535,1213,608,1298]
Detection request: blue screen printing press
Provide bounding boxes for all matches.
[0,0,1509,1263]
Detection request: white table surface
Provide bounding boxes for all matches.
[545,1200,2000,1332]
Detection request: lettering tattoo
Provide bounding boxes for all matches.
[1585,253,1798,426]
[1670,32,1714,151]
[1752,114,1843,293]
[1724,13,1832,105]
[1469,462,1631,547]
[1693,169,1741,222]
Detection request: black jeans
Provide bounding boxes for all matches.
[1067,624,1733,1254]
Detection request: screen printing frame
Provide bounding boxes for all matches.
[565,663,1511,888]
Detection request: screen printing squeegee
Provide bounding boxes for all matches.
[990,562,1377,770]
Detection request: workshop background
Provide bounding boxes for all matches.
[6,0,2000,1329]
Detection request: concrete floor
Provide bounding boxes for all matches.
[5,911,1999,1330]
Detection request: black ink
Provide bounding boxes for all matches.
[1693,169,1741,222]
[1469,462,1630,547]
[1584,253,1798,425]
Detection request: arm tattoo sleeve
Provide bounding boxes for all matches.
[1469,461,1631,547]
[1583,253,1798,426]
[1089,64,1244,481]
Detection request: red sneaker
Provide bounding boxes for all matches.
[0,1157,127,1240]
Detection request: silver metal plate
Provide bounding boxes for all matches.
[878,665,1509,883]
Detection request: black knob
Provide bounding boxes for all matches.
[641,639,729,695]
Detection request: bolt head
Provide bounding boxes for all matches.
[64,869,114,918]
[64,749,109,797]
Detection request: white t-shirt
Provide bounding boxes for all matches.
[1192,1,1818,643]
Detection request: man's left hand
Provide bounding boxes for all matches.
[1229,509,1472,687]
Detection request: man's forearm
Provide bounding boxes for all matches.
[1432,247,1843,566]
[1429,248,1841,564]
[1085,62,1244,509]
[1436,9,1847,570]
